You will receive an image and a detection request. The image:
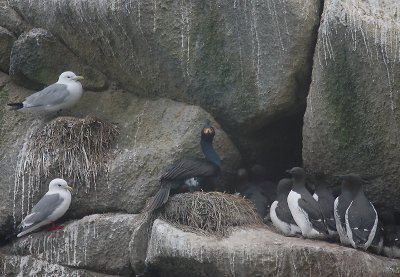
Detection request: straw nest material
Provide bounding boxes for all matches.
[160,192,263,237]
[17,116,119,191]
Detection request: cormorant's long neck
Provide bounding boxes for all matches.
[201,139,221,167]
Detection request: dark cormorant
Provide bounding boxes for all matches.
[145,124,221,212]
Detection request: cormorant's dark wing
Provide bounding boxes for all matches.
[161,158,219,180]
[298,195,328,234]
[144,182,172,212]
[275,197,297,225]
[347,197,377,246]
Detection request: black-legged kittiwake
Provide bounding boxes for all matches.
[8,71,84,112]
[17,178,73,237]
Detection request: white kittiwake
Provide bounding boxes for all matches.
[17,178,73,237]
[8,71,84,112]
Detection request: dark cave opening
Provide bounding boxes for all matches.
[233,110,305,183]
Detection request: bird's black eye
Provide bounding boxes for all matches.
[58,184,61,187]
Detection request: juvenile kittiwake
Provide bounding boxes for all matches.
[8,71,84,112]
[17,178,73,237]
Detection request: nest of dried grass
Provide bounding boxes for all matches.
[16,116,119,191]
[160,191,263,237]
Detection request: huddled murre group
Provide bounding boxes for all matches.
[226,163,399,258]
[6,71,400,261]
[266,167,400,259]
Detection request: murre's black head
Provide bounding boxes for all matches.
[277,178,293,195]
[251,164,266,178]
[286,167,306,179]
[336,173,364,193]
[201,123,215,142]
[237,168,248,180]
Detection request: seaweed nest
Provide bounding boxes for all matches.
[16,116,119,191]
[160,192,263,237]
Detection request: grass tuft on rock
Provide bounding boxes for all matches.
[18,116,118,191]
[160,192,263,237]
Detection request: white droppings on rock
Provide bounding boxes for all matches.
[9,214,139,275]
[145,219,400,276]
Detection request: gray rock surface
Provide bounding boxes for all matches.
[0,73,240,241]
[6,214,140,275]
[10,28,108,91]
[0,27,15,73]
[8,0,321,132]
[0,254,121,277]
[303,0,400,213]
[145,219,400,277]
[0,0,27,35]
[129,214,154,275]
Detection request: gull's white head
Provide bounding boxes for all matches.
[58,71,84,83]
[48,178,73,192]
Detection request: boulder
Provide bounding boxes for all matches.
[0,254,121,277]
[303,0,400,214]
[10,28,108,91]
[6,214,140,275]
[0,75,240,242]
[145,219,400,277]
[8,0,321,132]
[129,214,154,275]
[0,27,15,73]
[0,0,27,35]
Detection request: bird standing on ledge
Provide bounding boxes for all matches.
[342,174,378,250]
[312,174,338,237]
[145,123,221,212]
[8,71,84,112]
[286,167,328,238]
[334,175,354,246]
[17,178,73,237]
[270,178,301,236]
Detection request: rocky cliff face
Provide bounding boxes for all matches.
[303,0,400,215]
[6,0,321,132]
[1,0,323,174]
[0,0,400,276]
